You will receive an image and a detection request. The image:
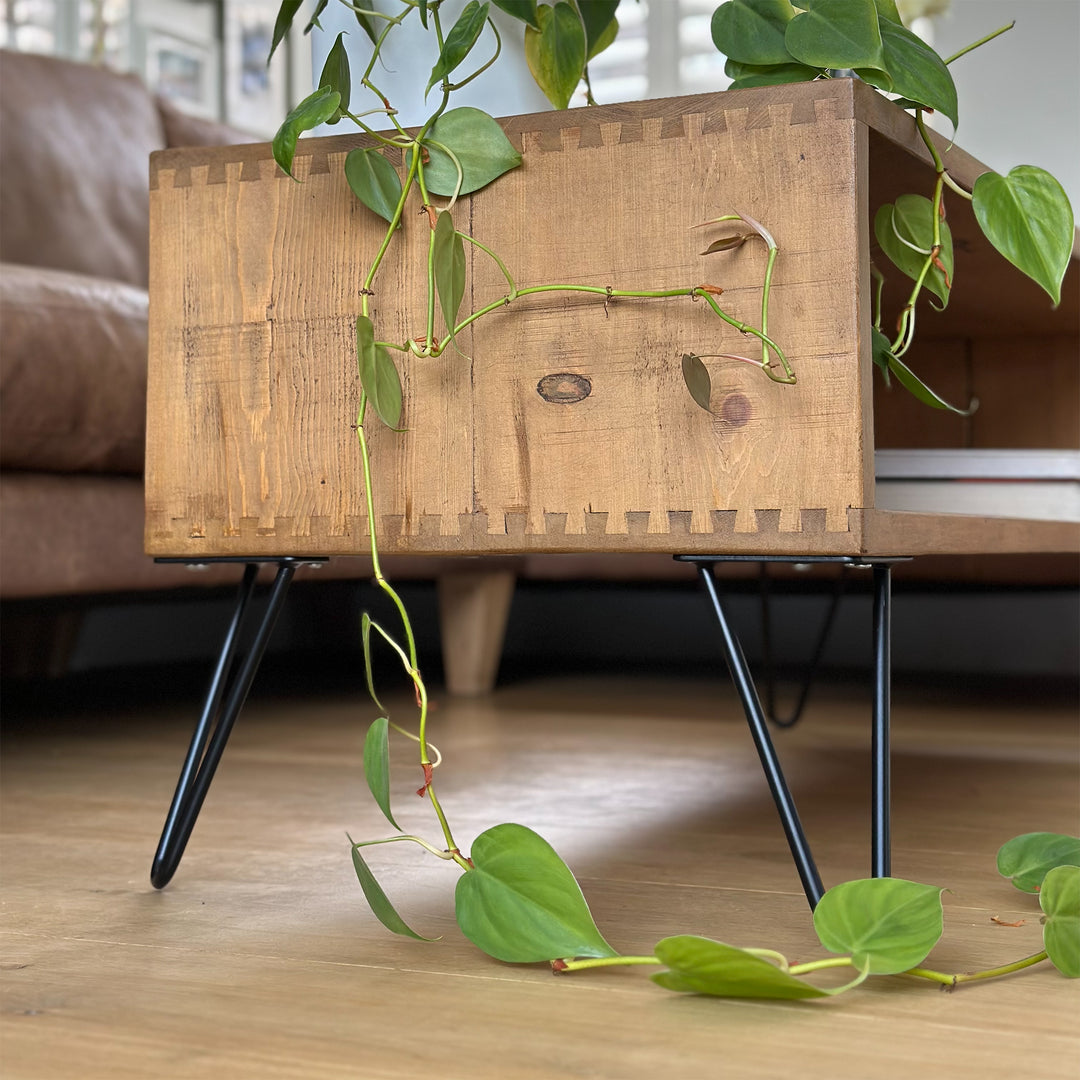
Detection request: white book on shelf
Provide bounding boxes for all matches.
[874,450,1080,523]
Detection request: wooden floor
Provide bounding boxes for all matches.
[2,671,1078,1079]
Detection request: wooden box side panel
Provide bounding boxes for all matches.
[469,88,870,546]
[146,152,475,552]
[146,82,870,558]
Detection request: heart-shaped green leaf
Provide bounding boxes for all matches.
[1040,865,1080,977]
[364,717,400,830]
[729,65,821,89]
[973,166,1074,306]
[711,0,798,67]
[785,0,885,73]
[873,198,953,309]
[350,840,438,941]
[525,2,587,110]
[272,86,341,179]
[878,18,957,129]
[433,210,467,344]
[997,832,1080,893]
[270,0,302,61]
[412,107,522,197]
[356,315,403,429]
[492,0,540,28]
[813,878,945,975]
[724,58,820,83]
[578,0,619,60]
[681,353,713,413]
[894,193,954,307]
[455,823,617,962]
[653,937,849,999]
[427,0,491,98]
[345,148,404,226]
[318,31,352,124]
[885,350,975,414]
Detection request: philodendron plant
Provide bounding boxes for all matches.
[265,0,1078,997]
[369,824,1080,999]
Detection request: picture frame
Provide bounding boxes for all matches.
[223,0,291,139]
[143,28,218,118]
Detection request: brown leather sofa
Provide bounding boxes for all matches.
[0,50,272,596]
[0,49,538,691]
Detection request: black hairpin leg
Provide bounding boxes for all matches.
[759,563,848,728]
[150,557,313,888]
[872,563,891,879]
[695,562,825,907]
[680,555,905,908]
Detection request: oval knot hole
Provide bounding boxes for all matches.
[537,373,592,404]
[721,393,752,427]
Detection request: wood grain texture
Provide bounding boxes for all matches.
[146,81,869,558]
[145,79,1078,561]
[3,675,1079,1078]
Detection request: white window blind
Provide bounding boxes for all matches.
[585,0,732,106]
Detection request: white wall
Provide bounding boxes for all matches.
[931,0,1079,208]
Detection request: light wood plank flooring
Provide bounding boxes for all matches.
[2,673,1078,1079]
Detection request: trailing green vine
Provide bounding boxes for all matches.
[267,0,1078,998]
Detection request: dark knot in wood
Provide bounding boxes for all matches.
[721,393,752,426]
[536,373,592,404]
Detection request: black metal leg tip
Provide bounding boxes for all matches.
[150,860,175,890]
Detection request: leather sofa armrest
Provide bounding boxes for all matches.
[1,264,148,475]
[157,96,261,148]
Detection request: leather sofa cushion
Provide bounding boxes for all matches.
[1,265,148,474]
[0,471,495,598]
[0,49,164,287]
[157,95,259,149]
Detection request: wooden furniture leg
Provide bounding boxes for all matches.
[437,568,516,696]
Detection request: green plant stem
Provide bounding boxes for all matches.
[355,393,462,865]
[557,955,662,974]
[788,957,855,976]
[362,146,421,307]
[354,397,414,657]
[437,283,795,382]
[458,233,517,294]
[694,289,795,383]
[356,1,412,83]
[388,721,442,768]
[944,22,1014,66]
[582,63,597,106]
[871,264,885,330]
[340,2,401,23]
[891,114,949,358]
[741,947,790,970]
[760,243,778,368]
[426,224,437,349]
[424,138,465,204]
[915,109,945,174]
[339,108,410,147]
[431,2,445,51]
[941,171,973,201]
[351,833,459,861]
[906,951,1049,987]
[446,16,502,92]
